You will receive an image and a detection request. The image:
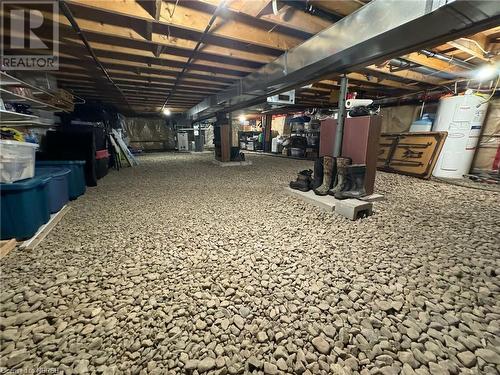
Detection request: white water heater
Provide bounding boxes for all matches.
[432,94,488,179]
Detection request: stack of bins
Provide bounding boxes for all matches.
[95,150,110,179]
[36,160,86,200]
[0,176,51,240]
[34,167,71,213]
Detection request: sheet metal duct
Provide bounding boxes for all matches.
[185,0,499,121]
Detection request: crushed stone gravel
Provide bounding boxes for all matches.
[0,152,499,374]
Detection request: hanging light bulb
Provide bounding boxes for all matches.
[475,64,498,81]
[162,108,171,116]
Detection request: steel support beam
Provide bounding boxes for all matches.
[185,0,499,121]
[333,75,348,157]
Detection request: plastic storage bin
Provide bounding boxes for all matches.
[95,150,109,179]
[1,176,51,240]
[0,140,38,183]
[36,160,86,200]
[35,167,70,213]
[409,114,434,132]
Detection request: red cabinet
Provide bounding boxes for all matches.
[319,116,381,195]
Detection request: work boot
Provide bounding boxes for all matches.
[310,157,324,190]
[329,157,352,195]
[313,156,335,196]
[290,169,312,192]
[334,164,367,199]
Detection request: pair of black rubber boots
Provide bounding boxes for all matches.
[290,156,367,199]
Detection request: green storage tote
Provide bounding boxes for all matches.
[35,167,70,213]
[1,176,51,240]
[36,160,86,200]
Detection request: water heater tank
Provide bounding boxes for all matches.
[432,94,488,179]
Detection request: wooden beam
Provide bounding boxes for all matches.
[229,0,272,17]
[199,0,331,34]
[0,240,17,259]
[447,35,490,62]
[366,64,444,86]
[54,40,258,76]
[310,0,362,16]
[346,73,421,91]
[137,0,161,19]
[66,0,304,51]
[42,9,279,64]
[20,207,71,250]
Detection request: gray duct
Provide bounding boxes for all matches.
[185,0,498,121]
[389,58,458,80]
[420,49,476,70]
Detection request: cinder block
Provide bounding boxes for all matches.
[335,199,373,220]
[212,160,252,167]
[360,193,385,202]
[284,187,336,212]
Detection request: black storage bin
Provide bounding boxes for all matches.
[95,150,109,179]
[41,130,98,186]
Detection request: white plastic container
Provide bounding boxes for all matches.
[0,140,38,183]
[409,114,433,132]
[432,94,488,179]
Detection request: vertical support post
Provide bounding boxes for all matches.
[262,114,272,153]
[215,112,231,162]
[333,75,348,157]
[225,112,232,161]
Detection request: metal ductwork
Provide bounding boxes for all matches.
[185,0,499,121]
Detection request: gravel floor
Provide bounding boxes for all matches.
[1,152,499,375]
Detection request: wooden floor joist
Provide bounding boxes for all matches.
[20,206,71,251]
[0,240,17,259]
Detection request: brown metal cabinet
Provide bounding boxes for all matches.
[319,116,381,195]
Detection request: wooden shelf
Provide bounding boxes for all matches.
[0,120,56,128]
[0,109,38,122]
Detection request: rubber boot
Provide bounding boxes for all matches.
[334,165,367,199]
[329,157,351,195]
[310,157,324,190]
[290,170,312,192]
[313,156,335,196]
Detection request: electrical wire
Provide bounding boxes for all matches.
[477,74,500,107]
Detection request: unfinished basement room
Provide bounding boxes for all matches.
[0,0,499,374]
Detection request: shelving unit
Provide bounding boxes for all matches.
[0,71,72,129]
[0,88,66,112]
[0,109,38,122]
[0,120,55,127]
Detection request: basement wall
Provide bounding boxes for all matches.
[380,98,500,172]
[122,117,176,151]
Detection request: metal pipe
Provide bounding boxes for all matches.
[389,58,457,80]
[282,1,343,23]
[333,75,348,157]
[420,49,475,70]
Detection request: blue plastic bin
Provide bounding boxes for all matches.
[36,161,86,200]
[35,167,70,213]
[1,176,51,240]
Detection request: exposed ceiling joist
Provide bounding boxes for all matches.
[66,0,304,51]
